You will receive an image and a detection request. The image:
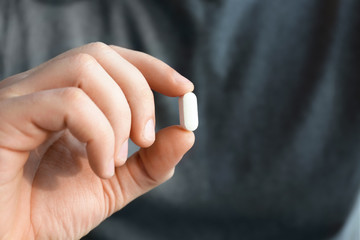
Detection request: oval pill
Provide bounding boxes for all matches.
[179,92,198,131]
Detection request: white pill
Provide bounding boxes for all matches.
[179,92,198,131]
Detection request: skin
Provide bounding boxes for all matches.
[0,42,195,239]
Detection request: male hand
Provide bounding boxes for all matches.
[0,42,195,239]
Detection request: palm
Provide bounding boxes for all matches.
[29,131,114,239]
[2,131,110,239]
[1,126,193,239]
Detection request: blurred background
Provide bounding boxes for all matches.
[1,0,360,239]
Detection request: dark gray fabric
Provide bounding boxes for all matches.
[1,0,360,239]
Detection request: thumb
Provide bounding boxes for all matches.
[113,126,195,210]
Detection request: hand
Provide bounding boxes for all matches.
[0,42,195,239]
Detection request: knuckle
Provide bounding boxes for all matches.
[60,87,87,104]
[71,53,97,70]
[128,86,154,113]
[86,41,110,52]
[164,169,175,181]
[69,53,97,82]
[138,87,154,102]
[84,41,115,62]
[108,44,116,48]
[165,68,177,82]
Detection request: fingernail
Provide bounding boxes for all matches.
[106,159,115,178]
[174,72,193,86]
[143,119,155,142]
[117,140,128,165]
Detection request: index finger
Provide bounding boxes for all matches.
[110,46,194,97]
